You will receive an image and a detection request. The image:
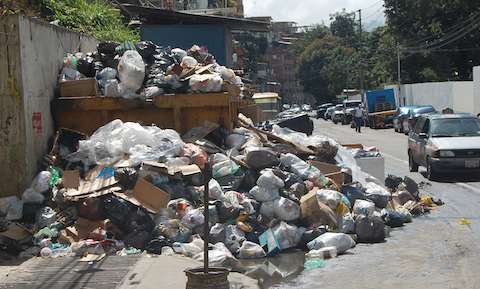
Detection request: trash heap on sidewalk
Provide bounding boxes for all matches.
[59,41,243,99]
[0,115,443,267]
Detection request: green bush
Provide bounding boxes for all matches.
[41,0,139,42]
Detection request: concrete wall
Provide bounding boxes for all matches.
[473,66,480,116]
[400,81,475,114]
[0,15,97,197]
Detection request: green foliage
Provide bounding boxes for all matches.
[291,25,330,56]
[41,0,139,42]
[330,10,359,48]
[297,35,355,102]
[235,32,268,75]
[384,0,480,82]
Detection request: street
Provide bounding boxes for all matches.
[275,119,480,289]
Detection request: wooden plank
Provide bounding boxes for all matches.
[53,97,146,111]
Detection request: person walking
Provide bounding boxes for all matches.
[354,105,364,133]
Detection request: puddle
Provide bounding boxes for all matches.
[238,251,306,289]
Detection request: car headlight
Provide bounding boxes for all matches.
[439,150,455,157]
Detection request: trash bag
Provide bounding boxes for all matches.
[117,50,145,92]
[257,170,284,190]
[193,242,241,269]
[35,206,56,229]
[238,241,266,259]
[341,213,355,234]
[97,41,119,55]
[145,236,173,255]
[181,208,204,229]
[249,186,279,202]
[210,223,226,244]
[280,153,325,183]
[301,227,327,248]
[179,236,204,257]
[224,225,246,254]
[355,215,385,243]
[341,185,366,207]
[189,74,223,93]
[123,230,151,249]
[96,67,117,88]
[209,179,225,201]
[352,199,375,217]
[135,41,157,60]
[77,56,96,77]
[211,154,240,179]
[22,188,45,204]
[289,182,307,199]
[272,221,305,250]
[102,195,132,232]
[259,201,275,219]
[31,171,52,193]
[273,197,300,221]
[226,134,247,149]
[307,232,356,254]
[245,149,280,170]
[305,247,337,259]
[364,182,391,209]
[382,209,406,228]
[315,189,343,211]
[181,143,208,169]
[180,56,198,69]
[115,167,138,190]
[0,197,23,221]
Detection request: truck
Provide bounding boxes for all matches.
[365,88,397,129]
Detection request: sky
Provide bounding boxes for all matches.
[243,0,385,29]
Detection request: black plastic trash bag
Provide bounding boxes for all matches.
[355,215,385,243]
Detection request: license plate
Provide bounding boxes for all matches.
[465,160,480,168]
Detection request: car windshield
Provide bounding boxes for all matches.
[430,118,480,137]
[414,106,435,114]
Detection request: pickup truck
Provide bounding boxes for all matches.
[365,89,397,129]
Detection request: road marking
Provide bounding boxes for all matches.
[381,152,409,165]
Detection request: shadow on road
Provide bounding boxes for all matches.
[419,171,480,183]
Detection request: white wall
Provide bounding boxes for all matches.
[473,66,480,116]
[0,15,97,196]
[399,81,477,114]
[19,16,98,184]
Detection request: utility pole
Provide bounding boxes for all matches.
[397,45,403,105]
[358,9,365,92]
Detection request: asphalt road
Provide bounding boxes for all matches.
[275,118,480,289]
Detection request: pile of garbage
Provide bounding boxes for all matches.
[60,41,243,99]
[0,116,442,268]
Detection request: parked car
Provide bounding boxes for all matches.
[342,100,363,125]
[331,105,345,124]
[408,113,480,180]
[403,105,436,135]
[316,103,334,119]
[393,106,418,133]
[325,105,341,120]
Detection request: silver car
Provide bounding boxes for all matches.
[408,113,480,180]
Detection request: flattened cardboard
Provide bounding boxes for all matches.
[310,161,345,187]
[65,218,106,242]
[0,223,31,240]
[131,178,170,213]
[65,166,118,198]
[63,170,80,189]
[300,191,338,229]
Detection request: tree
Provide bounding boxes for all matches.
[384,0,480,82]
[297,35,355,103]
[330,10,359,48]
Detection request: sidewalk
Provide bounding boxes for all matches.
[117,255,260,289]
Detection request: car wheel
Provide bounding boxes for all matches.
[426,158,438,181]
[408,151,418,172]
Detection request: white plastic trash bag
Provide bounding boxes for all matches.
[259,201,275,219]
[353,199,376,217]
[209,179,225,201]
[117,50,145,92]
[315,189,343,211]
[189,74,223,93]
[273,197,300,221]
[307,232,356,254]
[272,222,305,250]
[238,241,266,259]
[224,225,246,254]
[341,213,355,234]
[364,182,391,209]
[257,170,284,190]
[22,188,45,204]
[31,171,52,193]
[0,196,23,220]
[249,186,279,202]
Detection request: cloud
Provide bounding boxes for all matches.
[243,0,385,27]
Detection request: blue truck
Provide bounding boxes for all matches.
[365,88,397,129]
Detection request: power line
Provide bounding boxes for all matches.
[402,10,480,49]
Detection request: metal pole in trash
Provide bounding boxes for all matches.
[203,162,212,274]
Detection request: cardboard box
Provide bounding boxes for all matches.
[300,191,339,229]
[310,161,345,187]
[59,78,97,97]
[259,229,281,256]
[128,178,170,213]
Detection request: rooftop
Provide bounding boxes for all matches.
[120,4,270,31]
